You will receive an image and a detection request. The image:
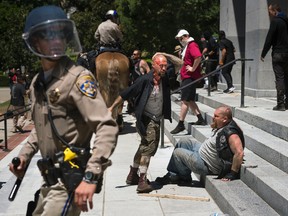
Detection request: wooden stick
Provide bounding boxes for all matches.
[139,193,210,202]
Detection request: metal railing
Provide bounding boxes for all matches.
[160,58,253,148]
[171,58,253,107]
[0,104,31,150]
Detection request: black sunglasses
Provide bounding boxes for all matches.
[36,30,66,40]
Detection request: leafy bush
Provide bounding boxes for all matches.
[0,75,9,87]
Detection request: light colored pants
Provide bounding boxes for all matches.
[12,106,26,130]
[167,137,210,178]
[33,182,81,216]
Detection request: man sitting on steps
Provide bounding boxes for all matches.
[156,105,245,185]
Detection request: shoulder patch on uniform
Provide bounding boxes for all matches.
[76,75,97,98]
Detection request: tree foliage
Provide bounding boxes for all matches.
[0,0,219,73]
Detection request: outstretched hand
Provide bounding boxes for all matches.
[74,181,97,212]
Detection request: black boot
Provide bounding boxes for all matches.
[273,90,285,111]
[170,121,185,134]
[137,173,153,193]
[155,172,180,185]
[191,114,206,125]
[126,166,139,185]
[273,104,285,111]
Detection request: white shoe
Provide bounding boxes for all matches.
[228,86,235,93]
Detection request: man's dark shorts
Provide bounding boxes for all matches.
[181,78,196,101]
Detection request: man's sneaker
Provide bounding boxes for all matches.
[155,172,180,185]
[176,176,193,186]
[272,104,286,111]
[223,88,229,93]
[170,124,185,134]
[223,86,235,94]
[15,126,25,133]
[155,173,193,186]
[210,86,217,92]
[228,86,235,93]
[191,120,206,125]
[10,128,17,133]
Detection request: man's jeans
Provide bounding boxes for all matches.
[167,137,210,179]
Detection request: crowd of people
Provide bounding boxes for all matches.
[7,1,286,215]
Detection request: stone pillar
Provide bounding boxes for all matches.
[220,0,288,97]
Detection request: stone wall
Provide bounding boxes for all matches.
[220,0,288,97]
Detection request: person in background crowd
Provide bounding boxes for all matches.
[174,45,183,86]
[219,30,236,94]
[9,5,118,215]
[10,75,27,133]
[130,49,150,81]
[156,106,244,185]
[8,68,17,92]
[170,29,206,135]
[261,3,288,111]
[127,49,151,114]
[202,30,219,91]
[108,54,172,193]
[174,45,182,59]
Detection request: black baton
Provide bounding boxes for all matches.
[8,157,29,201]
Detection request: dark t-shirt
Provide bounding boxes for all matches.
[11,83,25,106]
[204,37,219,60]
[219,38,235,63]
[166,60,176,78]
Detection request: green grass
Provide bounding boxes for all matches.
[0,100,11,114]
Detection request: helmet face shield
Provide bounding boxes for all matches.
[22,19,82,58]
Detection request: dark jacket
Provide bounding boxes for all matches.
[120,70,172,136]
[261,15,288,58]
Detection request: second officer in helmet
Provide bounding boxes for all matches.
[94,9,123,50]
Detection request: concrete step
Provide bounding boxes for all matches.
[205,176,279,216]
[196,88,288,142]
[165,93,288,216]
[188,120,288,215]
[242,149,288,216]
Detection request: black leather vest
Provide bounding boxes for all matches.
[216,120,245,162]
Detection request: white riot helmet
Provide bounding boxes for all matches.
[22,5,82,59]
[105,10,119,24]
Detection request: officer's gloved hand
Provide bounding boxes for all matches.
[222,170,240,181]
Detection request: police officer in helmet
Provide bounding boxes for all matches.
[105,9,120,25]
[94,9,123,50]
[10,5,118,215]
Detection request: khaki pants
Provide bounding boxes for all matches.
[12,105,27,130]
[33,182,81,216]
[139,117,160,156]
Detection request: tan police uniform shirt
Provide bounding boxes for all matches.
[94,19,123,45]
[18,57,118,175]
